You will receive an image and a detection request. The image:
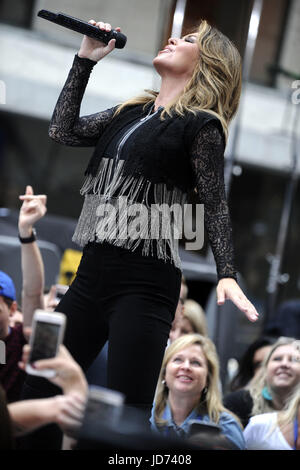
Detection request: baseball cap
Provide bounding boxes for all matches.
[0,271,16,301]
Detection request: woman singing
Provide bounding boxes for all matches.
[21,19,258,448]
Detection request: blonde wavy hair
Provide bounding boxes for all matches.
[277,384,300,430]
[114,20,242,141]
[249,337,300,417]
[154,334,242,428]
[267,384,300,440]
[183,299,208,337]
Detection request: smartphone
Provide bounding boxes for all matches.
[26,309,67,378]
[81,386,125,433]
[188,419,221,437]
[55,284,69,303]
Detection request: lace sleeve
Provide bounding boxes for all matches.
[48,54,117,146]
[190,121,237,281]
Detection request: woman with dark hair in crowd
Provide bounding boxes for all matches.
[229,336,276,392]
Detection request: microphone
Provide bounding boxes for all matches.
[37,10,127,49]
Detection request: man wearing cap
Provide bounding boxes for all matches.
[0,271,27,403]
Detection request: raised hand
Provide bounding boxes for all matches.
[78,20,121,62]
[52,393,86,438]
[19,344,88,396]
[18,185,47,238]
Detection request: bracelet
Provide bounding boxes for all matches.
[18,228,37,244]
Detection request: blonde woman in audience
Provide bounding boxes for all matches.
[224,337,300,427]
[151,334,245,449]
[182,299,208,337]
[244,384,300,450]
[169,298,207,343]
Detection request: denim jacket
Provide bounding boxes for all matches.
[150,403,245,450]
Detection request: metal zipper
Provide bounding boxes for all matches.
[113,108,160,172]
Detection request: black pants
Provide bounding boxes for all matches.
[20,241,181,449]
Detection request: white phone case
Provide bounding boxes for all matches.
[26,310,66,378]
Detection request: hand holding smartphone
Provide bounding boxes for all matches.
[26,309,67,378]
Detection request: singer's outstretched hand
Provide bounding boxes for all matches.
[216,278,259,322]
[78,20,121,62]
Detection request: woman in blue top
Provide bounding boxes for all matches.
[151,333,245,450]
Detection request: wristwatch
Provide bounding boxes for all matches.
[18,228,37,244]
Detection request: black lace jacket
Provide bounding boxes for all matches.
[49,55,237,281]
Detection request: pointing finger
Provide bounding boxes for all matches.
[26,185,34,195]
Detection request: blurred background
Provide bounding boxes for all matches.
[0,0,300,388]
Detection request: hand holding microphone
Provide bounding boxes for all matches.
[78,20,122,62]
[37,10,126,62]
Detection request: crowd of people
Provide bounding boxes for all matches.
[0,185,299,451]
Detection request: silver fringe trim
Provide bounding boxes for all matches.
[72,158,187,269]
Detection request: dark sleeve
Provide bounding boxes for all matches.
[189,121,237,281]
[48,54,117,147]
[223,390,253,428]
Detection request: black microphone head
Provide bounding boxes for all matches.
[37,10,127,50]
[111,30,127,49]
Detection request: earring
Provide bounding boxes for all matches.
[162,379,168,389]
[262,386,272,401]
